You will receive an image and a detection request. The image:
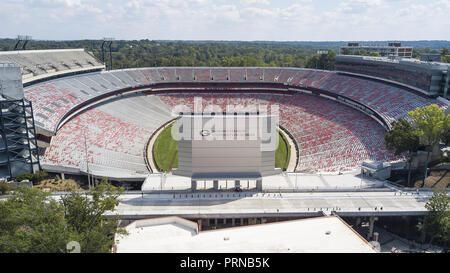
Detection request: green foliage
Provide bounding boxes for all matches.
[385,118,421,156]
[0,187,69,252]
[412,47,440,59]
[0,182,12,195]
[385,119,421,186]
[408,104,447,147]
[305,51,336,70]
[15,172,33,182]
[60,181,124,253]
[439,48,450,63]
[15,170,48,185]
[0,182,125,253]
[94,177,109,187]
[33,170,48,183]
[422,189,450,245]
[444,114,450,146]
[0,39,339,69]
[385,106,448,186]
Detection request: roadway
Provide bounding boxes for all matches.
[1,187,435,219]
[105,189,433,219]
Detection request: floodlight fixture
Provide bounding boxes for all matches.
[101,37,115,70]
[14,35,32,50]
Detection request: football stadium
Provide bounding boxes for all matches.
[0,42,449,254]
[2,0,450,257]
[1,49,448,181]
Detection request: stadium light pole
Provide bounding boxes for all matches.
[83,129,91,189]
[109,40,113,70]
[102,38,115,70]
[103,38,115,70]
[14,38,21,51]
[14,35,32,51]
[22,36,32,50]
[101,40,107,64]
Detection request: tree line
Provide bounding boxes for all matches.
[1,38,448,70]
[0,39,337,70]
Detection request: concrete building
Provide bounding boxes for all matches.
[114,215,378,253]
[361,160,391,180]
[335,55,450,98]
[339,42,413,58]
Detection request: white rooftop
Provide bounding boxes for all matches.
[114,216,377,253]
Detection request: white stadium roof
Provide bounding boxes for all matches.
[114,215,377,253]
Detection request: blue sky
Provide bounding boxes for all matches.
[1,0,449,41]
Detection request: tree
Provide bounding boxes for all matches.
[0,187,69,253]
[420,189,450,246]
[441,48,450,63]
[341,48,352,55]
[385,118,421,186]
[444,114,450,146]
[0,182,125,253]
[0,181,12,195]
[408,105,448,185]
[15,172,33,182]
[60,181,125,253]
[305,51,336,70]
[15,170,48,185]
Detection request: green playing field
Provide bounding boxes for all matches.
[153,125,290,172]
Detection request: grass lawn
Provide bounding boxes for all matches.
[275,131,291,171]
[153,124,178,171]
[153,125,290,172]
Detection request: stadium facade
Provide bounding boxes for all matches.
[0,48,448,182]
[335,55,450,99]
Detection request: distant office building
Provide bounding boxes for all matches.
[0,63,40,179]
[335,55,450,99]
[339,42,413,58]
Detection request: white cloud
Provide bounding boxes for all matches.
[241,0,270,5]
[0,0,448,41]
